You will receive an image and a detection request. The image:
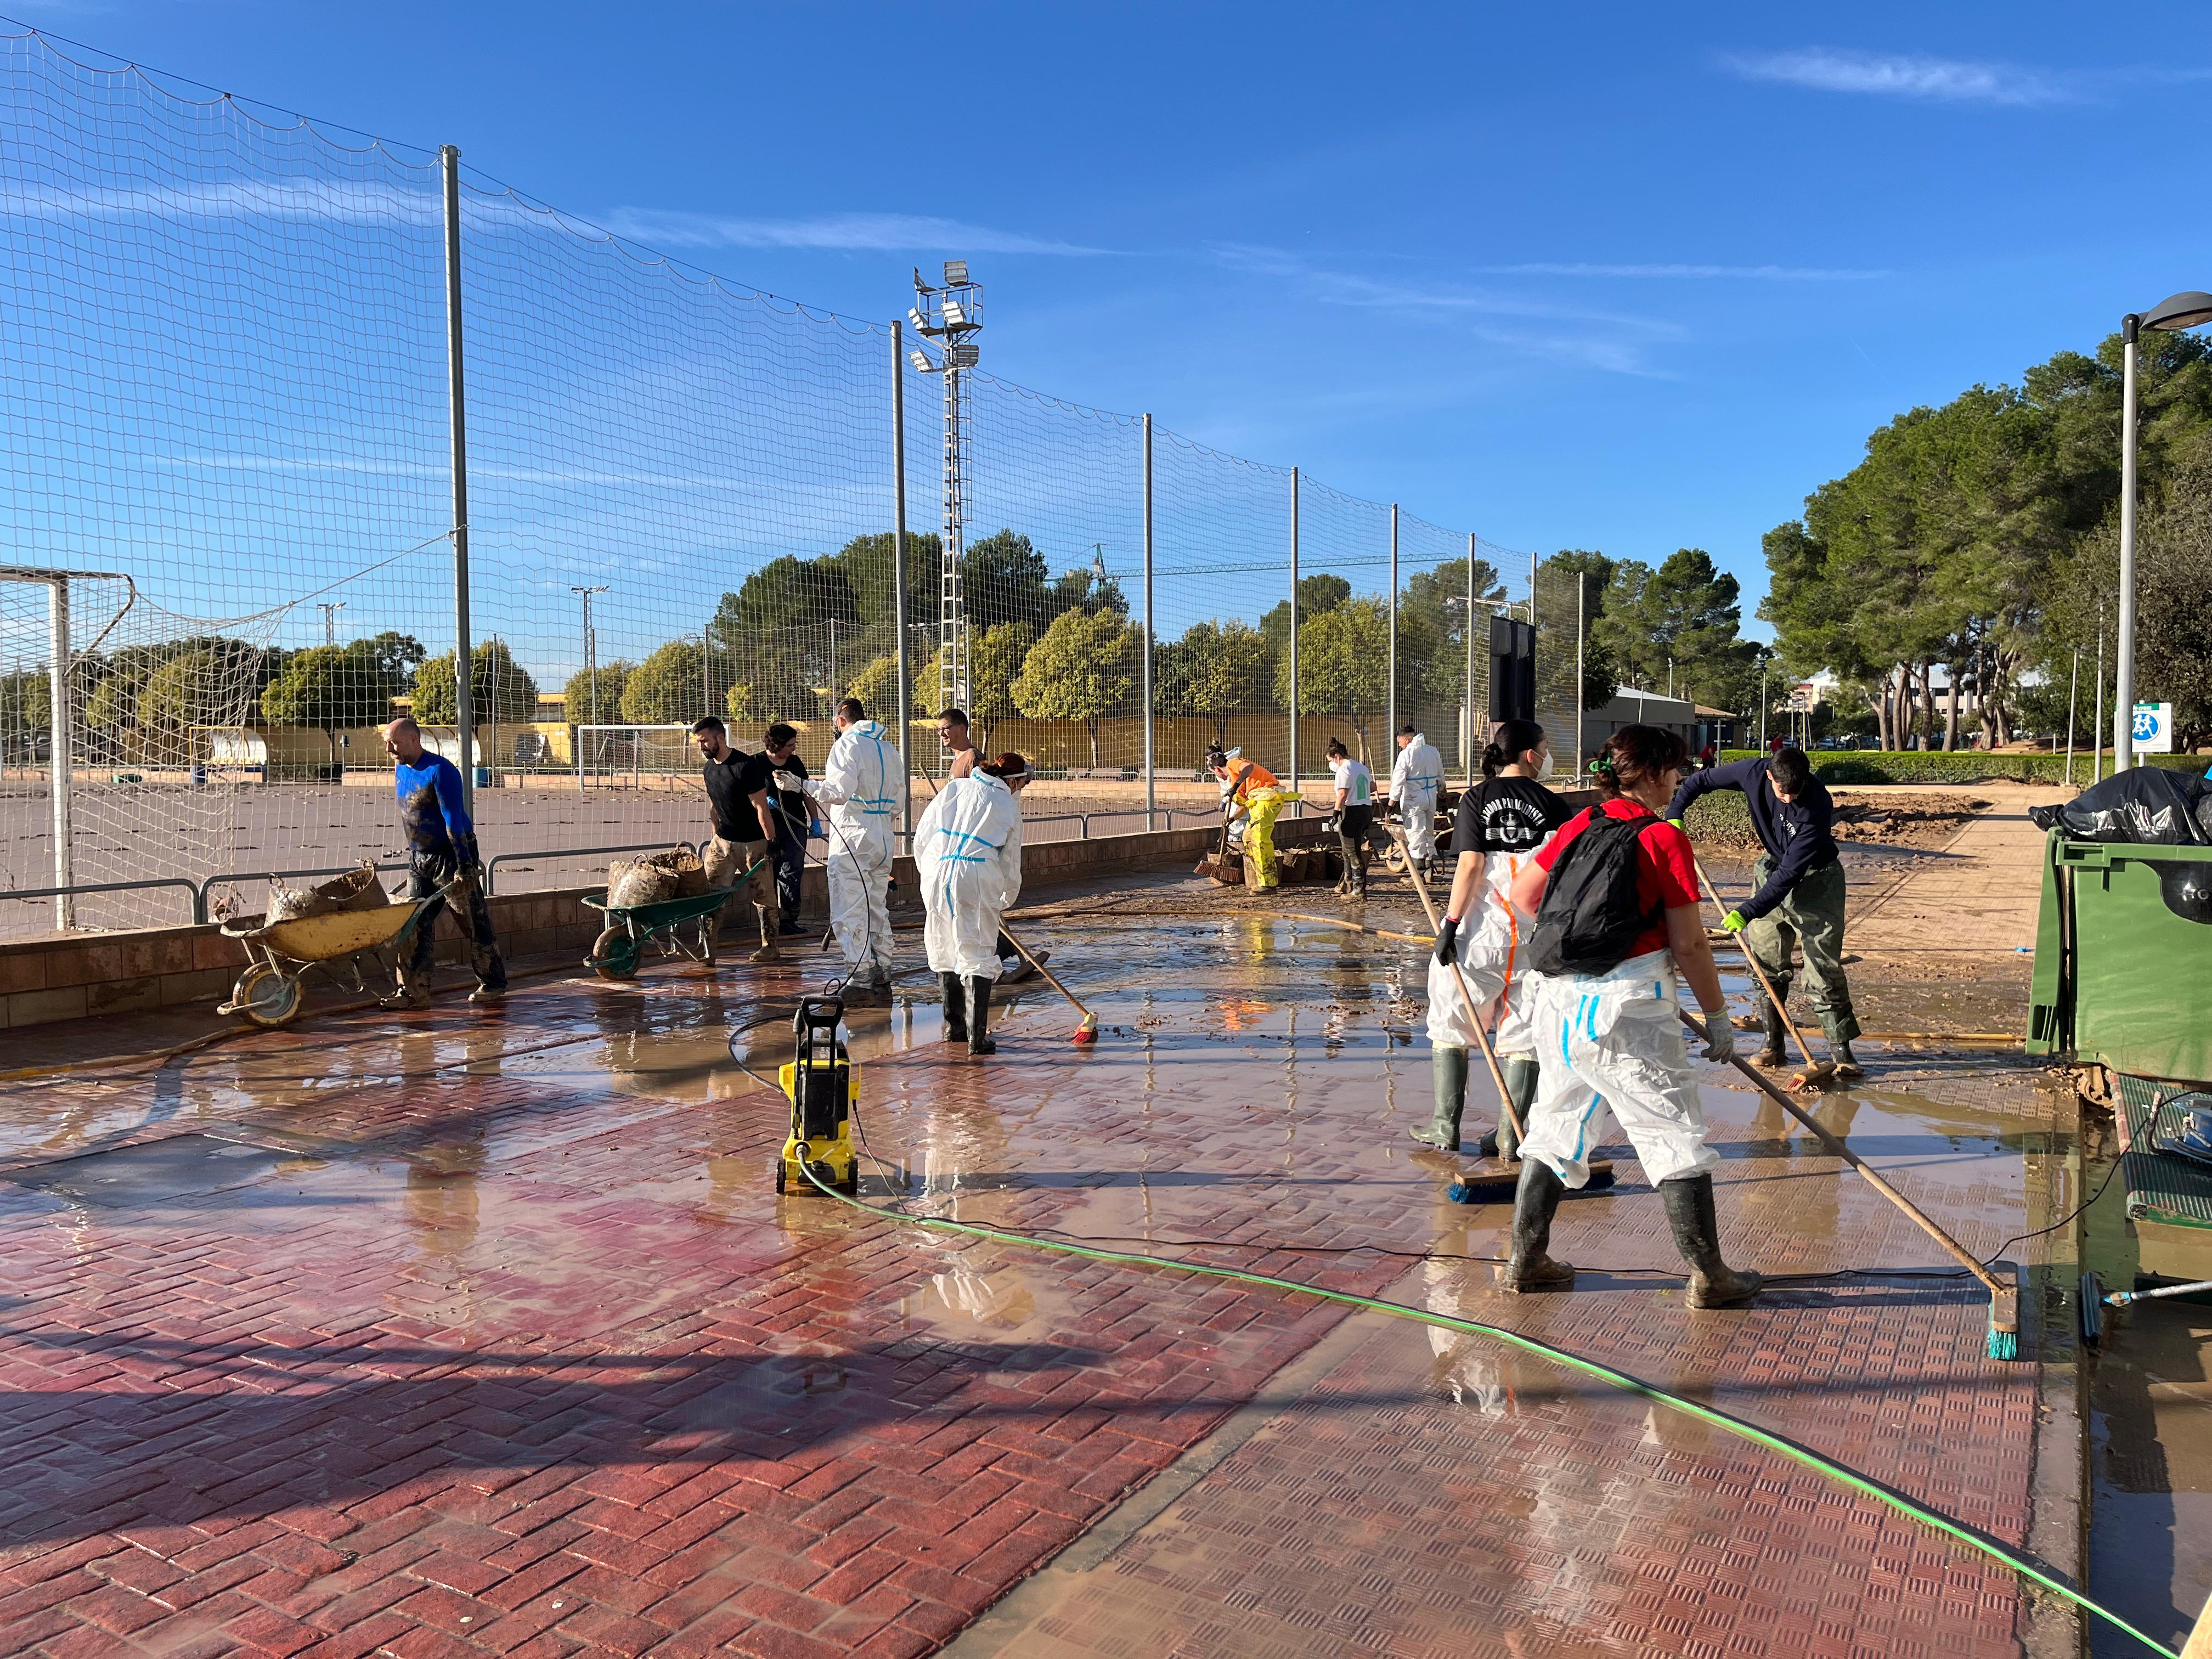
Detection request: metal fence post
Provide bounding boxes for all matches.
[1574,571,1586,774]
[1387,504,1398,746]
[1142,413,1155,830]
[46,577,71,930]
[1465,532,1477,787]
[1288,466,1300,793]
[892,320,911,842]
[440,143,475,816]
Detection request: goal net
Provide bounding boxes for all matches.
[575,725,702,789]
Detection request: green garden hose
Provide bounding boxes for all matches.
[797,1157,2175,1656]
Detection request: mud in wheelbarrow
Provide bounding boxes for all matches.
[578,872,757,981]
[215,885,451,1029]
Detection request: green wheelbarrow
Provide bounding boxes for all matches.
[579,856,766,980]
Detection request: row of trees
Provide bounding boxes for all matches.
[1763,328,2212,751]
[2,528,1779,768]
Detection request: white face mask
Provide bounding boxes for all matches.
[1536,748,1555,780]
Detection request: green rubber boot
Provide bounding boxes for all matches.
[1497,1056,1539,1164]
[1409,1046,1469,1150]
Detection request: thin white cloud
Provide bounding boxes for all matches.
[1722,48,2069,106]
[599,208,1109,257]
[1213,244,1683,376]
[1473,262,1886,281]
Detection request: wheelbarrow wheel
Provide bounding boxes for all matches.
[1382,839,1409,875]
[589,927,641,981]
[233,964,303,1029]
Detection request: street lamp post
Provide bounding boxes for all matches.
[2118,290,2212,769]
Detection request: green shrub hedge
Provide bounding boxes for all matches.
[1716,749,2206,785]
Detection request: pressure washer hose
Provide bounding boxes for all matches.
[795,1155,2175,1655]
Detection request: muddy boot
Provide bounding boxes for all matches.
[966,975,996,1056]
[940,973,968,1043]
[1829,1039,1863,1082]
[1497,1160,1575,1291]
[1496,1056,1539,1163]
[381,969,432,1011]
[1660,1173,1763,1308]
[1409,1047,1469,1150]
[1756,1001,1787,1069]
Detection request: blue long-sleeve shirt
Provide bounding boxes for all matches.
[1666,755,1837,919]
[395,752,475,853]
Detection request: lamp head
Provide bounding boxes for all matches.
[2143,291,2212,331]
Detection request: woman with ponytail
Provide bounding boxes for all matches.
[1410,718,1571,1158]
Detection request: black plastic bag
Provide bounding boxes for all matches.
[2028,766,2211,846]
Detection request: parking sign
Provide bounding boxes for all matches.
[2134,702,2175,753]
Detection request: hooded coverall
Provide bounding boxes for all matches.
[804,719,898,977]
[1224,758,1294,888]
[1390,733,1444,865]
[1426,847,1543,1056]
[1517,808,1719,1190]
[915,774,1024,979]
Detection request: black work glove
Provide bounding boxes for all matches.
[1432,913,1458,967]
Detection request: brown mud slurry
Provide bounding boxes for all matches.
[0,856,2079,1658]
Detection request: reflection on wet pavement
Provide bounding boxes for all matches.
[0,882,2077,1658]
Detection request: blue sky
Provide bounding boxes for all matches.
[13,0,2212,639]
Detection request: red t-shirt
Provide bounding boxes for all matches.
[1533,799,1701,961]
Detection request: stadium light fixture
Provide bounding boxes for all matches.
[942,297,967,327]
[943,259,968,285]
[909,349,935,375]
[2116,289,2212,768]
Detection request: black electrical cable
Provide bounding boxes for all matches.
[1977,1093,2168,1269]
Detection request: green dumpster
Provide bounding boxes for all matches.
[2027,828,2212,1085]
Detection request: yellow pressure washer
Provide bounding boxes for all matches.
[777,996,859,1195]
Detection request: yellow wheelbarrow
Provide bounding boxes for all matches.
[215,874,468,1028]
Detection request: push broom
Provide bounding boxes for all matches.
[1687,848,1835,1092]
[1392,828,1613,1199]
[1678,1006,2021,1359]
[998,921,1099,1045]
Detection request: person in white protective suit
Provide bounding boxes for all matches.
[791,697,899,992]
[913,752,1031,1056]
[1412,719,1571,1158]
[1387,724,1445,877]
[1503,723,1762,1311]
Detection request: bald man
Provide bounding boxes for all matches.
[382,717,505,1008]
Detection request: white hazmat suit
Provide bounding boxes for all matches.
[1519,947,1720,1190]
[804,719,898,977]
[1425,848,1544,1057]
[1390,733,1443,864]
[915,774,1024,980]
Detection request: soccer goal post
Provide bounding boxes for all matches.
[574,724,700,789]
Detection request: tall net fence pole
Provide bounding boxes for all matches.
[1141,412,1154,830]
[1465,533,1478,786]
[1387,504,1398,744]
[441,143,475,816]
[1287,466,1299,797]
[47,577,70,929]
[891,319,911,841]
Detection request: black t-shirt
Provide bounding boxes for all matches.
[703,749,774,842]
[1452,775,1572,856]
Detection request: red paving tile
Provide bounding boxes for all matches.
[0,915,2074,1656]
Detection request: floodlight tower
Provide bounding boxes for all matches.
[907,260,983,724]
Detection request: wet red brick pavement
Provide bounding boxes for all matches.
[0,895,2076,1657]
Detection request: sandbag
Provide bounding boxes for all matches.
[608,859,677,909]
[264,862,392,922]
[323,862,392,912]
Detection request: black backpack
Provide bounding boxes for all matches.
[1526,808,1661,975]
